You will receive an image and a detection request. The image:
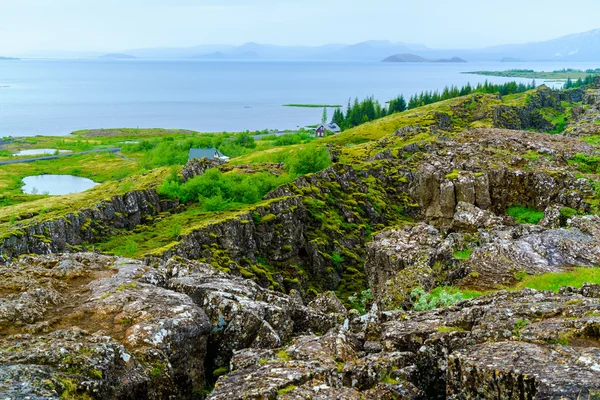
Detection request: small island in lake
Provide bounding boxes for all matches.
[382,53,467,63]
[0,56,19,61]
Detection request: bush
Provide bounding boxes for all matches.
[348,289,373,314]
[410,287,481,311]
[289,146,331,176]
[159,168,292,211]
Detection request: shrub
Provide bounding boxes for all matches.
[158,168,292,211]
[410,287,481,311]
[348,289,373,314]
[289,146,331,176]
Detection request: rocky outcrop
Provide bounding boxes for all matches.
[181,158,222,182]
[0,253,211,398]
[210,287,600,399]
[492,85,569,131]
[0,253,340,398]
[565,86,600,137]
[0,189,178,262]
[365,213,600,309]
[364,224,454,309]
[412,128,597,229]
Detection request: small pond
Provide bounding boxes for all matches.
[22,175,98,195]
[13,149,72,156]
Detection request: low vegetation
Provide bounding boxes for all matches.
[159,168,292,211]
[514,267,600,293]
[410,287,481,311]
[467,69,600,81]
[506,205,544,224]
[283,104,342,108]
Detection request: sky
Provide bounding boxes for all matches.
[1,0,599,54]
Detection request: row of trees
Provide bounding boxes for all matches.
[330,80,537,131]
[564,75,598,89]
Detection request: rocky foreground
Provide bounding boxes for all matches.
[0,253,599,399]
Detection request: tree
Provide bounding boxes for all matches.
[321,107,328,124]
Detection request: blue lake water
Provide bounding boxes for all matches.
[22,175,98,195]
[0,59,599,137]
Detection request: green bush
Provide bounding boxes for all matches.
[159,168,291,211]
[507,205,544,224]
[410,287,481,311]
[348,289,373,314]
[289,146,331,176]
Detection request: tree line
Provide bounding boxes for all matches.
[563,75,598,89]
[331,80,537,131]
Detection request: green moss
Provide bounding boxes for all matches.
[88,369,103,379]
[437,326,465,333]
[260,213,277,223]
[445,169,460,180]
[452,248,472,260]
[276,349,291,361]
[380,373,401,385]
[212,366,229,378]
[277,385,297,396]
[150,362,167,377]
[507,205,544,225]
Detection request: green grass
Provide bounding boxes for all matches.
[94,205,214,257]
[283,104,342,108]
[515,267,600,293]
[507,205,544,224]
[453,248,472,260]
[466,69,600,80]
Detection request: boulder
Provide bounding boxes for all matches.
[364,224,453,309]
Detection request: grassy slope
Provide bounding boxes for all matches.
[0,168,170,236]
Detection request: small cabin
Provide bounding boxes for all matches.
[315,123,341,138]
[188,148,230,162]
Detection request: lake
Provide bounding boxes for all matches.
[13,149,71,156]
[22,175,98,195]
[1,59,599,137]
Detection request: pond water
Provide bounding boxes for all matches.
[22,175,98,195]
[13,149,72,156]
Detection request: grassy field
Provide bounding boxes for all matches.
[465,69,600,80]
[283,104,342,108]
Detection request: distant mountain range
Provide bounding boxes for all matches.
[382,54,467,63]
[16,28,600,62]
[98,53,137,60]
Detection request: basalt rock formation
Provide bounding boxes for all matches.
[0,254,340,399]
[0,189,178,262]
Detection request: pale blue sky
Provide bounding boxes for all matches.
[1,0,599,54]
